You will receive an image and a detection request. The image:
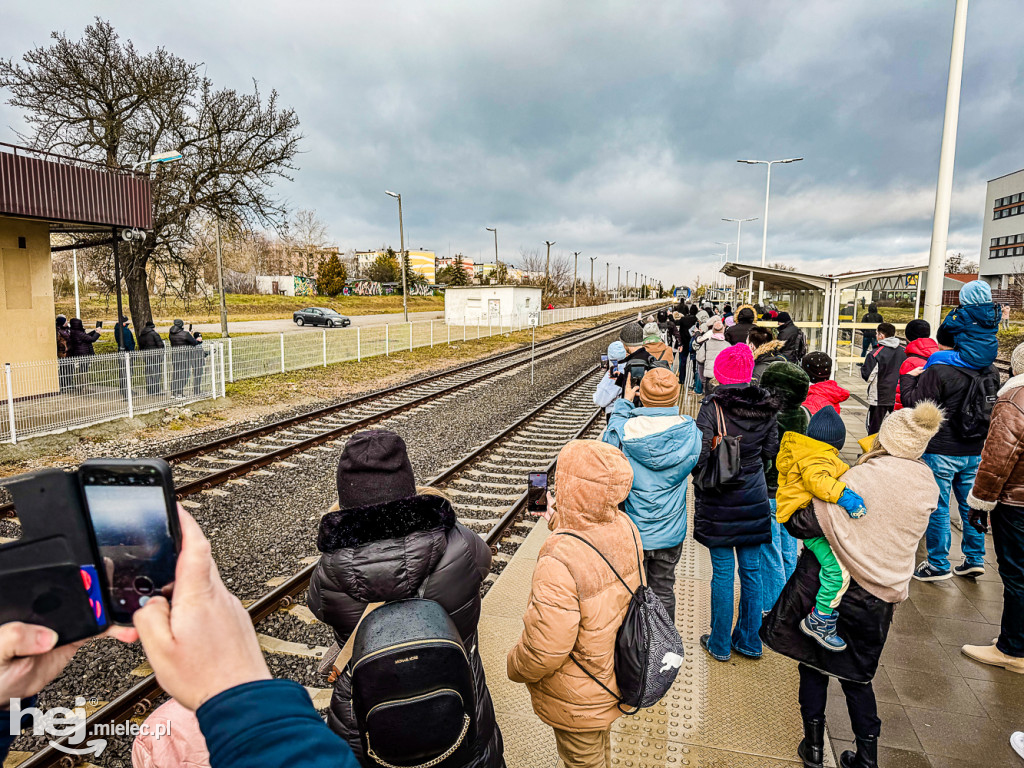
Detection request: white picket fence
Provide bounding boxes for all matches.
[1,300,662,443]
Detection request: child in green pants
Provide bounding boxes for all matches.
[775,407,867,651]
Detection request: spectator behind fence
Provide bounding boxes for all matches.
[894,319,936,410]
[759,362,811,610]
[761,402,942,768]
[1,508,360,768]
[507,440,639,768]
[114,315,136,351]
[67,317,100,391]
[307,430,504,768]
[901,325,1000,582]
[748,326,786,386]
[168,319,199,399]
[602,368,701,618]
[55,315,71,391]
[860,323,906,435]
[694,344,779,662]
[964,342,1024,673]
[859,303,883,358]
[776,313,807,364]
[192,332,208,396]
[800,352,849,417]
[137,320,165,395]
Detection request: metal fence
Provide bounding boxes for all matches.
[1,299,662,443]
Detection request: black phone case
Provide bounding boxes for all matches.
[0,469,107,645]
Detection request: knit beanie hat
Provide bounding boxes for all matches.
[1012,342,1024,377]
[642,322,661,343]
[336,430,416,509]
[776,311,792,324]
[620,323,644,346]
[172,319,184,328]
[638,367,680,408]
[806,406,846,452]
[737,307,755,322]
[877,401,944,460]
[714,343,755,385]
[904,319,931,342]
[800,352,832,384]
[725,316,736,327]
[607,340,627,362]
[936,325,955,348]
[760,362,809,408]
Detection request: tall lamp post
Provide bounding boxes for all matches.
[605,262,610,301]
[485,227,498,282]
[544,240,555,299]
[715,241,733,261]
[572,251,581,307]
[737,157,803,304]
[924,0,970,329]
[617,265,621,301]
[722,217,758,264]
[385,190,408,322]
[589,256,598,298]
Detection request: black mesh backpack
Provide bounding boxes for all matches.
[558,526,684,714]
[350,599,477,768]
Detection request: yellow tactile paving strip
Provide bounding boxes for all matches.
[479,506,838,767]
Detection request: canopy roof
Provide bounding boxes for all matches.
[720,262,929,292]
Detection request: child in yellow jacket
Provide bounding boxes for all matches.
[776,406,866,652]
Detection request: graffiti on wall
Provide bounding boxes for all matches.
[341,281,437,297]
[295,276,317,297]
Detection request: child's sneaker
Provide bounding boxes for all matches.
[800,608,848,652]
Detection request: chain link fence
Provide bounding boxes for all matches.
[2,299,661,443]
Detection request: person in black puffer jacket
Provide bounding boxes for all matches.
[725,306,757,345]
[694,345,780,663]
[775,312,806,363]
[308,430,504,768]
[137,321,165,395]
[67,317,100,390]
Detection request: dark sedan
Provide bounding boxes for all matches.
[293,308,351,328]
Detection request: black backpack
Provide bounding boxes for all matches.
[558,527,684,714]
[624,349,672,386]
[955,367,999,440]
[350,599,477,768]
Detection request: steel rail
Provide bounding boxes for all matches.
[1,310,652,519]
[15,347,613,768]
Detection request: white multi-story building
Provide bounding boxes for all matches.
[979,168,1024,290]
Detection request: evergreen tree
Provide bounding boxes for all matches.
[367,250,400,283]
[402,250,427,288]
[316,254,348,296]
[437,254,471,286]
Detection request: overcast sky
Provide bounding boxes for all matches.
[2,2,1021,288]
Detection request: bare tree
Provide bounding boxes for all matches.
[285,209,331,276]
[0,18,301,331]
[945,252,979,274]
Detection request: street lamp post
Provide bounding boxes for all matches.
[572,251,581,307]
[589,256,597,297]
[385,191,408,322]
[924,0,970,329]
[722,217,758,264]
[715,242,733,261]
[617,266,621,301]
[737,158,803,303]
[605,262,610,301]
[486,227,498,282]
[626,270,630,300]
[544,240,555,298]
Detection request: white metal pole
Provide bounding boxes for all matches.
[210,345,218,400]
[228,337,234,382]
[759,163,772,304]
[219,343,226,398]
[124,353,134,417]
[4,363,14,445]
[72,249,81,319]
[924,0,970,331]
[280,333,285,373]
[531,323,536,384]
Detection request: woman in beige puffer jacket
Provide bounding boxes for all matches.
[507,439,641,768]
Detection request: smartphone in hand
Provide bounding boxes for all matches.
[600,354,609,370]
[527,473,548,514]
[79,459,181,625]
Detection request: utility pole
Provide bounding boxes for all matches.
[589,256,597,297]
[215,216,229,337]
[544,240,555,298]
[924,0,970,329]
[626,270,630,300]
[486,227,498,281]
[617,266,621,301]
[385,191,408,322]
[112,228,124,350]
[572,251,580,307]
[605,262,610,301]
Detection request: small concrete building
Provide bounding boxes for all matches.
[443,285,542,325]
[255,274,316,297]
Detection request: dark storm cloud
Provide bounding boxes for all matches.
[1,1,1021,286]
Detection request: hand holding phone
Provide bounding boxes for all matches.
[527,473,548,517]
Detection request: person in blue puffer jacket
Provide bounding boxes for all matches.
[927,280,1000,371]
[602,367,702,619]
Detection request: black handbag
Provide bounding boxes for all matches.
[694,402,742,491]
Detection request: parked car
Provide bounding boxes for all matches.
[293,308,352,328]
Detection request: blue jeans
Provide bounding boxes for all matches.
[708,545,763,659]
[760,499,799,613]
[922,453,985,571]
[690,352,702,394]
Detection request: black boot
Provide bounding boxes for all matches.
[840,735,878,768]
[797,718,825,768]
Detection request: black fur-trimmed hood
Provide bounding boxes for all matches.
[317,493,456,552]
[708,383,782,418]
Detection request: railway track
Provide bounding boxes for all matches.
[1,309,660,525]
[15,361,609,768]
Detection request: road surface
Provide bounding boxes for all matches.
[128,310,446,336]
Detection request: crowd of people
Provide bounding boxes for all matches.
[3,280,1022,768]
[54,315,209,399]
